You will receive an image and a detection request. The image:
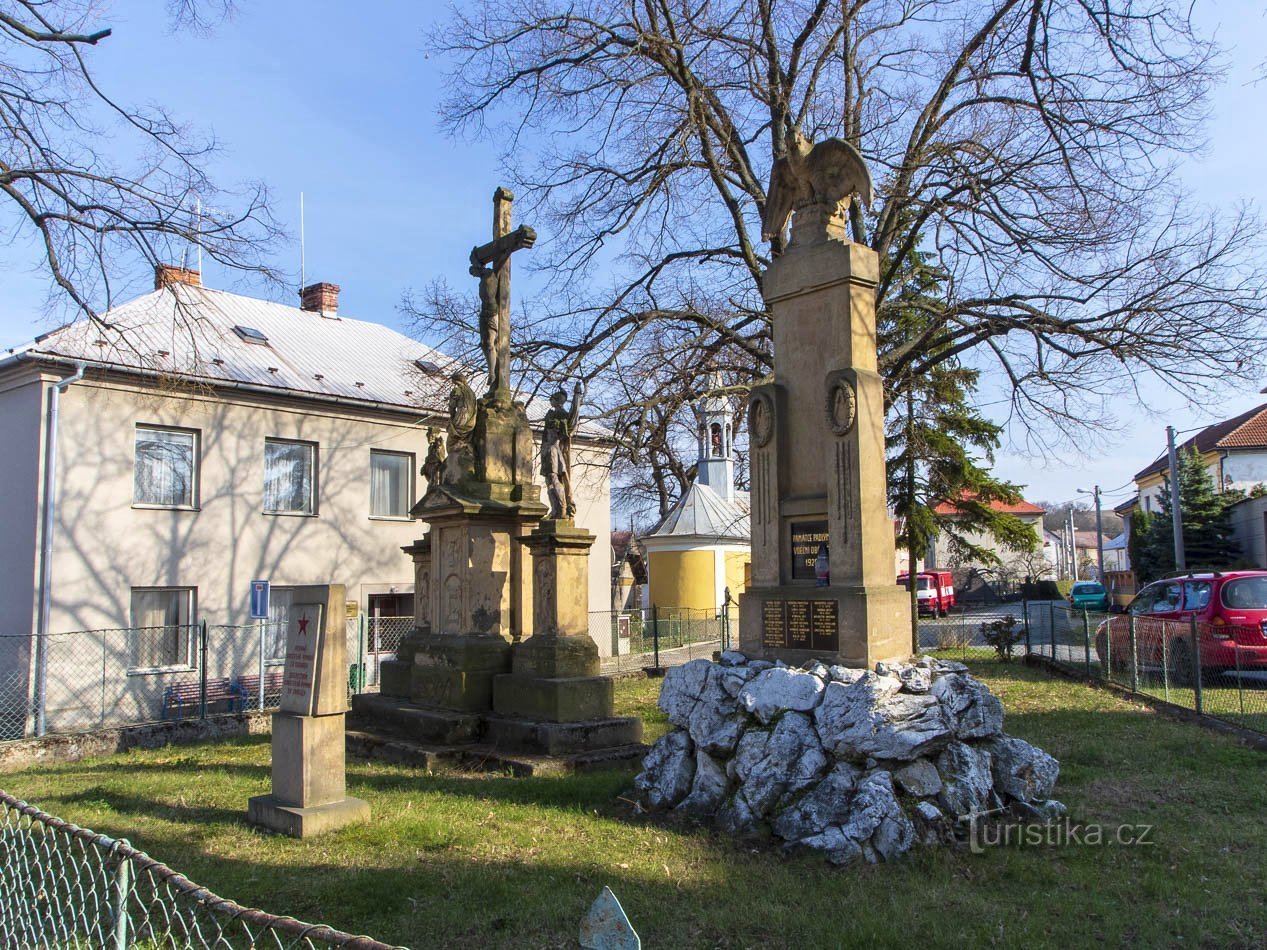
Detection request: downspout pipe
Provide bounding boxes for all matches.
[33,361,86,737]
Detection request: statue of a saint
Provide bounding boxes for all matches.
[443,372,477,485]
[420,427,447,488]
[541,382,583,519]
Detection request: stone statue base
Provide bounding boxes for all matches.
[737,584,910,669]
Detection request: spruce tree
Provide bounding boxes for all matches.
[1132,448,1241,583]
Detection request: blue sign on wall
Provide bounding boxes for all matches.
[249,580,270,620]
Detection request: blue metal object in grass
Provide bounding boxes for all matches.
[580,886,640,950]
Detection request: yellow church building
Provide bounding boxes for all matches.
[641,390,750,613]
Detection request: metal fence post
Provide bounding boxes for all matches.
[1023,598,1031,655]
[110,849,131,950]
[1128,616,1139,693]
[359,614,367,692]
[1235,641,1245,717]
[1048,602,1055,659]
[652,604,660,669]
[199,620,209,719]
[255,619,265,711]
[101,631,108,728]
[1190,615,1203,715]
[1082,609,1091,678]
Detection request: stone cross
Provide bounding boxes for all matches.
[469,187,536,399]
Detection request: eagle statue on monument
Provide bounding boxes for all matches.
[761,130,873,243]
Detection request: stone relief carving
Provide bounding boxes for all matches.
[826,375,857,436]
[749,390,775,448]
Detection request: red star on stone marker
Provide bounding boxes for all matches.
[298,615,310,635]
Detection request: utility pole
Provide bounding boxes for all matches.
[1079,486,1105,581]
[1166,425,1185,570]
[1069,506,1078,579]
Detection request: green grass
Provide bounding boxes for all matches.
[6,662,1267,948]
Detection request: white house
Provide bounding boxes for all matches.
[0,268,613,736]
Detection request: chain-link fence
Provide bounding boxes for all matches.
[0,789,401,949]
[915,604,1027,661]
[1027,600,1267,735]
[0,616,418,741]
[597,605,738,674]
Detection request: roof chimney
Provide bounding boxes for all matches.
[300,282,340,315]
[154,264,201,290]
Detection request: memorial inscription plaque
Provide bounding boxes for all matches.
[762,599,787,648]
[790,520,829,580]
[281,603,325,716]
[760,598,840,651]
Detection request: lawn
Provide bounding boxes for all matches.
[6,661,1267,948]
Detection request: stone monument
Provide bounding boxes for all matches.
[738,131,911,668]
[362,187,640,767]
[247,584,370,837]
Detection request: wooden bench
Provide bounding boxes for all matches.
[161,677,246,721]
[233,670,285,709]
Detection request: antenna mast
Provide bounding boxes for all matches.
[299,192,306,292]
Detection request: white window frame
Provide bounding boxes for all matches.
[133,425,199,509]
[369,449,415,520]
[264,586,293,666]
[128,587,197,674]
[263,439,318,515]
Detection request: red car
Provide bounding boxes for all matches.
[1094,571,1267,684]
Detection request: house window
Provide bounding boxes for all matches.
[129,587,195,671]
[264,439,316,514]
[264,587,293,664]
[134,427,197,507]
[370,450,414,518]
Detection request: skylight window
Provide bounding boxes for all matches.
[414,358,440,373]
[233,325,269,345]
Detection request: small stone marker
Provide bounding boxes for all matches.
[248,584,370,838]
[579,886,639,950]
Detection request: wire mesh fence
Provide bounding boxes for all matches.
[0,788,401,949]
[915,604,1027,661]
[597,605,738,674]
[1028,600,1267,735]
[0,617,419,741]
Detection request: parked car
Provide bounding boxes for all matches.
[1094,571,1267,685]
[1069,581,1110,612]
[897,570,956,616]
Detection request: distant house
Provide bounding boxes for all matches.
[926,493,1046,581]
[610,529,647,612]
[0,267,614,736]
[1133,403,1267,514]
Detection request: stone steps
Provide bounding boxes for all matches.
[345,728,646,777]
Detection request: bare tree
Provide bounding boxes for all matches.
[415,0,1267,524]
[1,1,280,326]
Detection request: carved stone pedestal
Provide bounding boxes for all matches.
[491,520,641,751]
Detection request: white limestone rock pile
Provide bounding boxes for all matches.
[633,653,1062,865]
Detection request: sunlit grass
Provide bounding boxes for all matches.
[6,664,1267,948]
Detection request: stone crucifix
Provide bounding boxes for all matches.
[469,187,536,400]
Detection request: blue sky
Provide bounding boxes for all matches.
[2,0,1265,515]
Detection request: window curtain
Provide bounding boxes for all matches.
[370,452,410,516]
[264,442,313,512]
[130,589,189,668]
[135,430,194,506]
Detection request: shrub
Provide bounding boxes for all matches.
[980,614,1024,661]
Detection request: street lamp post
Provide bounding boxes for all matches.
[1078,486,1104,581]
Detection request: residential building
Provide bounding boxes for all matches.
[0,268,612,735]
[1133,404,1267,514]
[926,494,1046,583]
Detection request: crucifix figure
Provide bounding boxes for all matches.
[469,187,536,399]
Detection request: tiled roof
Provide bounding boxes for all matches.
[1,282,608,435]
[1133,403,1267,480]
[933,492,1045,516]
[643,483,751,543]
